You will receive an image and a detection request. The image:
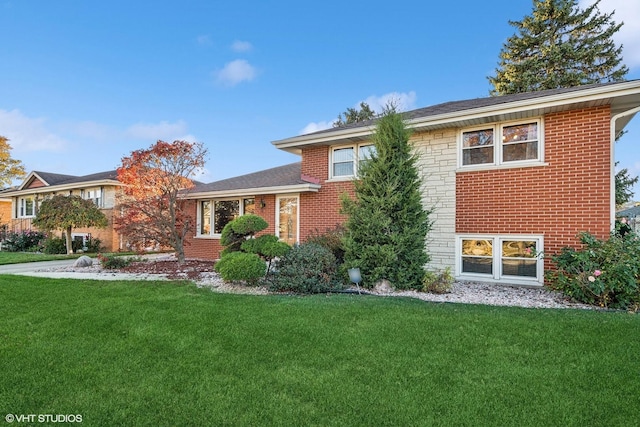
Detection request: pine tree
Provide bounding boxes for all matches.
[489,0,628,96]
[341,107,431,290]
[334,102,376,127]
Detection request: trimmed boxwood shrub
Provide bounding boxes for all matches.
[220,214,268,255]
[268,243,342,294]
[215,252,266,284]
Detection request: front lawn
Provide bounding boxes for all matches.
[1,276,639,426]
[0,251,81,265]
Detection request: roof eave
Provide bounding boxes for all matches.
[5,179,122,197]
[183,183,321,199]
[273,80,640,150]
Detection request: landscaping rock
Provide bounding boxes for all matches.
[73,255,93,268]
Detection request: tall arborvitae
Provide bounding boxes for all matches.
[341,107,431,290]
[489,0,628,95]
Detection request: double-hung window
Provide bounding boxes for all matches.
[330,144,376,178]
[457,235,543,284]
[198,197,255,236]
[18,197,35,218]
[461,119,542,168]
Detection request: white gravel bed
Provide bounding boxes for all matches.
[35,261,593,309]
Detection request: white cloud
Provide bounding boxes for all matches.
[363,91,418,113]
[231,40,253,52]
[126,120,189,141]
[196,34,212,46]
[66,120,111,140]
[300,121,334,135]
[0,109,67,152]
[299,91,418,135]
[579,0,640,68]
[215,59,258,86]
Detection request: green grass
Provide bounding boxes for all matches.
[1,276,639,426]
[0,251,142,265]
[0,251,83,264]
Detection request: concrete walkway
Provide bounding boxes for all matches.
[0,253,174,281]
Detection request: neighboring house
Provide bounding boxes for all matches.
[2,170,123,252]
[616,204,640,234]
[187,80,640,286]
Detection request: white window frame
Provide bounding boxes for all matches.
[196,197,255,238]
[82,187,103,208]
[18,196,35,218]
[458,119,544,170]
[329,143,376,180]
[455,234,544,286]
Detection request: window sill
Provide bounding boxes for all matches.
[195,234,221,240]
[326,176,355,183]
[456,161,548,173]
[456,273,543,287]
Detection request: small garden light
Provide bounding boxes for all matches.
[348,267,362,295]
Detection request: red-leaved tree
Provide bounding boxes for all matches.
[115,140,207,263]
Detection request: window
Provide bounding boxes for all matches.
[83,188,103,207]
[460,120,541,168]
[18,197,35,218]
[331,144,376,178]
[458,235,542,284]
[198,197,255,236]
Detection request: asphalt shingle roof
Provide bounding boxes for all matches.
[33,170,119,186]
[303,81,623,136]
[190,162,307,193]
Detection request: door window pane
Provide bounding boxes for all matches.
[278,197,298,246]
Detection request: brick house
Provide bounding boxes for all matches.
[185,80,640,286]
[2,170,124,252]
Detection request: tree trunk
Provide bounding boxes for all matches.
[65,227,74,255]
[176,245,185,264]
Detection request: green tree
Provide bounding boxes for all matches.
[0,136,26,187]
[488,0,628,96]
[341,107,431,290]
[334,102,376,127]
[615,163,639,207]
[33,195,108,254]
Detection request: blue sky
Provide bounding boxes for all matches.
[1,0,639,197]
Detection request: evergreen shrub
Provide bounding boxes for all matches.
[269,243,342,294]
[3,230,46,252]
[97,253,131,269]
[215,252,266,284]
[546,232,640,310]
[305,225,346,265]
[220,214,268,255]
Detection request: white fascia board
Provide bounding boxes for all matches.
[273,81,640,150]
[182,183,321,200]
[7,179,121,197]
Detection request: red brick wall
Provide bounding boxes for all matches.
[299,146,354,240]
[183,196,277,260]
[456,106,612,270]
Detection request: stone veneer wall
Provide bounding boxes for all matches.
[411,130,457,272]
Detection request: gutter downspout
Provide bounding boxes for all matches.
[610,105,640,230]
